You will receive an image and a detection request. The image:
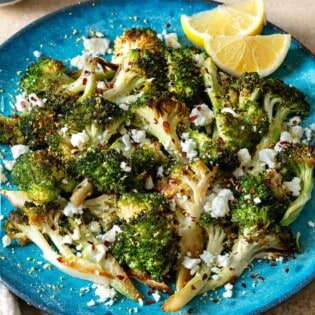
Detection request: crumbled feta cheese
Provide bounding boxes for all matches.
[62,235,73,245]
[182,256,201,275]
[253,197,261,204]
[190,104,214,126]
[308,221,315,228]
[223,282,233,298]
[211,266,221,274]
[93,283,116,304]
[138,298,144,307]
[121,134,132,151]
[102,225,122,243]
[258,148,276,168]
[95,244,107,262]
[217,254,229,267]
[152,291,161,302]
[63,202,84,217]
[70,53,88,69]
[71,228,81,241]
[10,144,29,160]
[28,93,46,107]
[193,53,206,67]
[289,125,304,142]
[288,116,301,126]
[83,37,110,56]
[204,189,234,218]
[162,30,181,48]
[33,50,42,58]
[200,250,215,266]
[87,300,96,307]
[2,160,15,171]
[120,161,132,172]
[15,93,31,112]
[282,177,301,197]
[131,129,147,144]
[2,234,11,247]
[237,148,252,166]
[97,81,106,90]
[70,131,89,148]
[156,166,164,178]
[181,136,198,160]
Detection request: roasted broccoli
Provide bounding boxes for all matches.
[131,92,190,158]
[111,192,178,286]
[165,46,208,107]
[277,143,315,226]
[11,150,77,203]
[3,201,141,301]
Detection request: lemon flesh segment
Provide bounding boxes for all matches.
[181,0,265,48]
[204,34,291,77]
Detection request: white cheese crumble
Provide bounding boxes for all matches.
[217,253,229,267]
[204,189,234,218]
[182,256,201,275]
[180,133,198,160]
[145,175,154,190]
[102,225,122,243]
[120,161,132,172]
[190,104,214,126]
[10,144,30,160]
[308,221,315,228]
[161,30,181,48]
[70,131,89,148]
[83,37,110,56]
[237,148,252,166]
[2,234,11,247]
[2,159,15,171]
[92,283,116,305]
[222,282,233,298]
[152,291,161,302]
[63,202,84,217]
[0,165,7,183]
[14,93,31,112]
[33,50,42,58]
[258,148,277,168]
[282,177,301,197]
[200,250,215,266]
[131,129,147,144]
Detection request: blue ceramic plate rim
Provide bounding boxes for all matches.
[0,1,314,314]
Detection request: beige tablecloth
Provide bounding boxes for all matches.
[0,1,314,314]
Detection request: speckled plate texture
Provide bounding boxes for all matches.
[0,1,314,314]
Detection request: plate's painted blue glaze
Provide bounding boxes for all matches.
[0,1,314,314]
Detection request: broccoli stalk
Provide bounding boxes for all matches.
[162,218,226,312]
[131,92,190,158]
[278,143,315,226]
[4,204,142,301]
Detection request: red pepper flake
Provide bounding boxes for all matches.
[109,83,115,89]
[187,308,193,314]
[145,299,156,305]
[117,275,125,280]
[196,105,202,111]
[250,188,255,194]
[153,118,158,124]
[189,115,199,122]
[292,119,298,125]
[270,261,277,267]
[169,178,177,184]
[250,273,257,279]
[279,141,290,146]
[82,77,88,85]
[147,288,152,295]
[29,95,38,102]
[191,285,196,291]
[258,276,264,282]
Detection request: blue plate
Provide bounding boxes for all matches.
[0,1,314,314]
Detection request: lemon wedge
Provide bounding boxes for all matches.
[204,34,291,77]
[181,0,265,48]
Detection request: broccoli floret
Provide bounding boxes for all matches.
[3,202,142,301]
[103,48,167,104]
[189,129,239,170]
[76,146,131,194]
[201,57,268,152]
[202,224,296,292]
[112,27,164,64]
[251,78,310,159]
[131,92,190,158]
[19,57,73,98]
[19,57,101,109]
[277,143,315,226]
[111,192,178,283]
[165,46,208,107]
[0,114,26,145]
[11,150,77,203]
[231,173,289,227]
